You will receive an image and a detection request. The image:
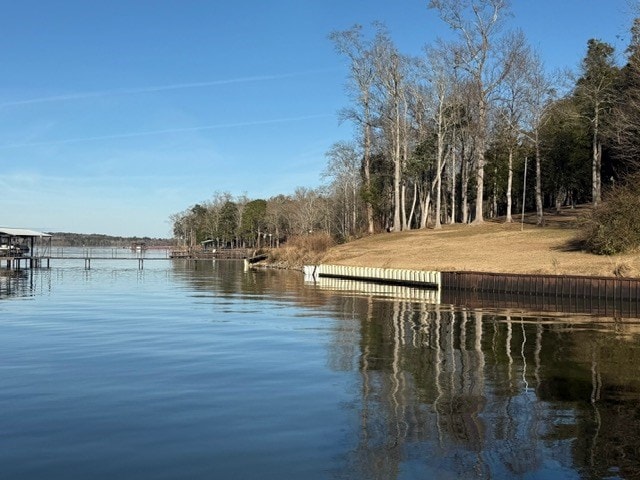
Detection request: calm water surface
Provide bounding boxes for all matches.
[1,251,639,479]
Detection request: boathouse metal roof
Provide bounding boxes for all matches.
[0,228,52,238]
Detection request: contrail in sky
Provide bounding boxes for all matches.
[0,70,334,108]
[0,114,334,149]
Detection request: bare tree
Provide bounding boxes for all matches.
[330,25,377,234]
[371,27,408,231]
[522,51,556,225]
[323,141,363,238]
[266,194,291,247]
[496,44,528,223]
[169,211,189,247]
[289,187,330,236]
[454,80,478,224]
[574,39,618,206]
[202,191,233,246]
[496,43,554,225]
[429,0,521,224]
[404,73,437,229]
[425,45,458,228]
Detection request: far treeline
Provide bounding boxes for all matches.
[48,233,173,248]
[170,1,640,255]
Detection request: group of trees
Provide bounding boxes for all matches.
[170,190,337,249]
[171,0,640,250]
[48,233,170,247]
[329,0,640,235]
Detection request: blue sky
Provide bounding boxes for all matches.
[0,0,635,237]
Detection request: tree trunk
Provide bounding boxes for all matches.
[593,139,602,206]
[393,110,402,231]
[592,107,601,206]
[449,144,457,224]
[462,149,470,224]
[473,97,487,224]
[364,121,375,234]
[535,132,544,225]
[421,192,431,228]
[352,184,358,235]
[505,147,513,222]
[407,182,417,228]
[435,137,444,230]
[402,91,410,231]
[555,187,566,214]
[401,182,407,230]
[492,166,498,218]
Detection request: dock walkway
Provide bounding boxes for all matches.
[1,248,252,270]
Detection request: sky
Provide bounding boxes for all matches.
[0,0,635,238]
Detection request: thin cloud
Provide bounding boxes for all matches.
[0,114,334,149]
[0,70,335,109]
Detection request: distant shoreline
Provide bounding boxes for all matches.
[47,232,173,248]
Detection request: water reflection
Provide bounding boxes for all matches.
[5,260,634,479]
[307,275,441,303]
[169,261,640,478]
[330,298,640,479]
[167,262,640,478]
[444,288,640,319]
[0,270,43,298]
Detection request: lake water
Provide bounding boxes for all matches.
[1,251,639,479]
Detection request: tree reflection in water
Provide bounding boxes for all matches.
[172,263,640,479]
[326,292,640,479]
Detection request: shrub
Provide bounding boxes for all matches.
[578,173,640,255]
[266,232,336,269]
[286,232,336,254]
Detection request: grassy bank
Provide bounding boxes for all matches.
[318,207,640,278]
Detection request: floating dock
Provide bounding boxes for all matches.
[304,264,441,289]
[304,265,640,317]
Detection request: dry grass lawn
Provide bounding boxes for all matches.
[320,207,640,278]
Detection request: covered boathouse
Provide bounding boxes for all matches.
[0,228,52,269]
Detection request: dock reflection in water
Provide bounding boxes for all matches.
[0,270,31,298]
[0,269,53,299]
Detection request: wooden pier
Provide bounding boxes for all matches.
[170,248,251,260]
[1,247,256,270]
[0,256,47,270]
[0,254,165,270]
